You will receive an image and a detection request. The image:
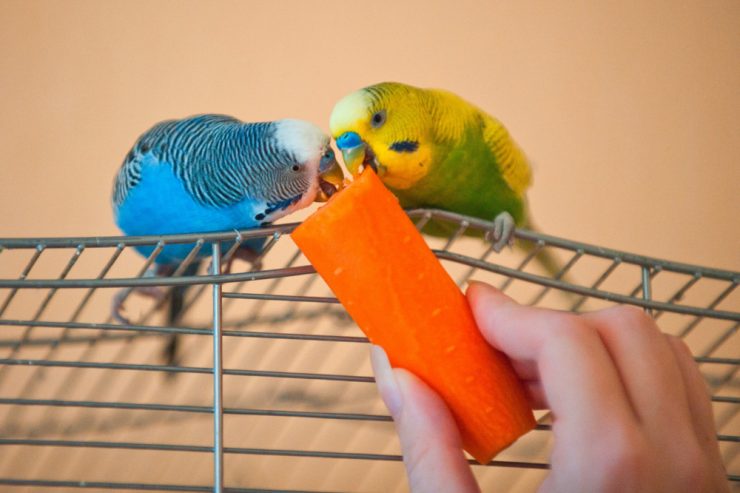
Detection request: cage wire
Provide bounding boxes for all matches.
[0,209,737,492]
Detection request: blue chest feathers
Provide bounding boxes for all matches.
[114,157,266,263]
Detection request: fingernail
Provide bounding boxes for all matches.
[467,281,515,326]
[466,281,492,317]
[370,344,403,416]
[467,281,511,307]
[466,279,485,294]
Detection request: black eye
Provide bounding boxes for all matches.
[320,149,335,166]
[292,165,301,171]
[371,110,386,128]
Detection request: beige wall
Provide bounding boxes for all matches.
[0,3,738,490]
[1,0,738,270]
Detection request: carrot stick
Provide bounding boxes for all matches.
[291,168,535,463]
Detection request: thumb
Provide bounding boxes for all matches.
[370,345,480,493]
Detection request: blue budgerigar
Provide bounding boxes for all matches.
[111,114,344,363]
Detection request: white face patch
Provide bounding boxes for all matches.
[269,119,331,215]
[274,119,330,171]
[329,90,372,136]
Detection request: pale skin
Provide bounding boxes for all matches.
[370,281,729,493]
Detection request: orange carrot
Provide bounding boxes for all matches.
[291,168,535,464]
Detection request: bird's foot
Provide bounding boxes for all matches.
[222,245,264,274]
[162,334,181,371]
[488,211,516,252]
[111,285,167,324]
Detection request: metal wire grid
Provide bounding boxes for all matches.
[0,209,737,492]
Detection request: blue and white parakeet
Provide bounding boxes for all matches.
[111,114,343,363]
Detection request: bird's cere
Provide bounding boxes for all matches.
[336,131,363,150]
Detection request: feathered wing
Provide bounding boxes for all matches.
[164,116,287,208]
[113,115,295,211]
[112,119,178,208]
[479,112,532,199]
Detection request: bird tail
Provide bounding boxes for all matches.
[518,218,576,294]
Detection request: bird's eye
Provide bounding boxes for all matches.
[320,149,335,165]
[292,165,301,172]
[370,110,386,128]
[319,149,336,172]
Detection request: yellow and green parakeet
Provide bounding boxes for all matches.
[329,81,532,252]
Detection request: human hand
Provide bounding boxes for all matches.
[370,281,728,492]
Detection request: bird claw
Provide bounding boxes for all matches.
[234,245,264,270]
[217,246,264,274]
[111,286,167,324]
[490,211,516,252]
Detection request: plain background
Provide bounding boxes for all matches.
[0,0,738,271]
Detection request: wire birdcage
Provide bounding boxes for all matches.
[0,209,737,492]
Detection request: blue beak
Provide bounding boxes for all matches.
[335,131,368,177]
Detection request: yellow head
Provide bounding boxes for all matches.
[329,82,437,190]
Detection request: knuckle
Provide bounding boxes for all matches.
[545,312,592,341]
[403,439,437,483]
[594,430,650,487]
[603,431,644,471]
[666,334,692,356]
[611,304,652,327]
[671,444,711,486]
[601,304,661,338]
[594,432,713,491]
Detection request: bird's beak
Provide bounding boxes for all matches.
[339,145,368,178]
[315,156,345,202]
[335,131,369,178]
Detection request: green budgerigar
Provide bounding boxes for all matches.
[329,81,533,252]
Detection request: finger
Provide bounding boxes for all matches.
[370,344,402,415]
[370,345,479,493]
[583,307,693,440]
[524,380,548,410]
[510,358,539,381]
[666,336,723,463]
[466,282,637,438]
